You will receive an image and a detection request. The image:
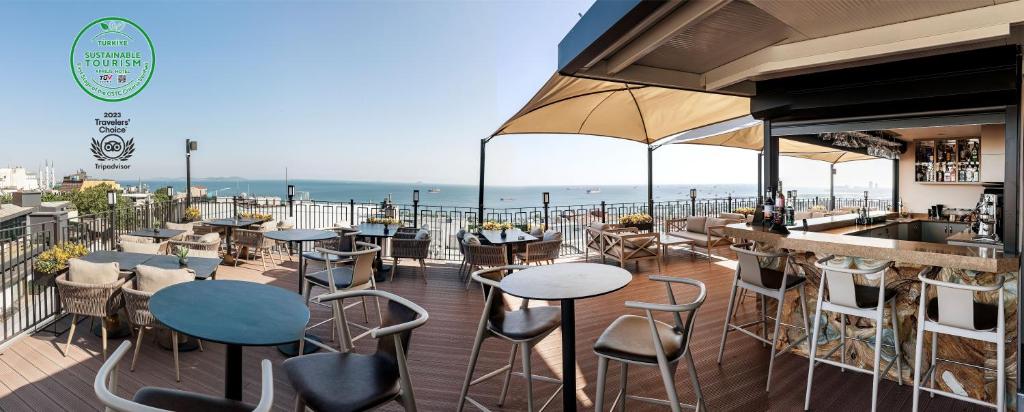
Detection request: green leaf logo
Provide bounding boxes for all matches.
[100,22,109,31]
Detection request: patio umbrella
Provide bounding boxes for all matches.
[670,119,878,163]
[481,73,750,223]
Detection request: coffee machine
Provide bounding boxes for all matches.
[973,184,1002,242]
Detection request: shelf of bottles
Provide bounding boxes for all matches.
[914,137,980,183]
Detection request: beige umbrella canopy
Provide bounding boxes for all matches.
[671,119,878,163]
[492,73,750,144]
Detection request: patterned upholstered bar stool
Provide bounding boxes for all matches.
[458,265,562,412]
[912,266,1006,411]
[805,256,900,412]
[593,276,707,412]
[717,242,809,392]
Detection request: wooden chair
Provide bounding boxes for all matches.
[286,290,428,412]
[600,229,662,272]
[664,217,735,262]
[303,227,360,274]
[95,341,274,412]
[584,223,626,263]
[303,242,382,351]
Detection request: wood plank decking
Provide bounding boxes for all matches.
[0,250,988,411]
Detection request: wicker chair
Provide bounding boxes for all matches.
[192,223,222,237]
[390,229,431,282]
[515,237,562,265]
[455,229,469,276]
[55,272,127,359]
[164,222,194,240]
[232,229,276,271]
[601,229,662,271]
[122,278,200,382]
[463,243,508,290]
[119,234,153,244]
[168,233,221,261]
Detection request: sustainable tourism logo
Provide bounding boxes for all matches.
[70,17,154,102]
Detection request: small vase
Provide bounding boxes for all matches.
[383,226,390,235]
[500,229,507,239]
[178,257,188,266]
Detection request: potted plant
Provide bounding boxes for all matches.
[733,207,756,217]
[619,213,653,231]
[33,242,88,284]
[183,207,201,222]
[173,245,190,266]
[481,221,514,238]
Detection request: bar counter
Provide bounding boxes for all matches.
[722,214,1018,407]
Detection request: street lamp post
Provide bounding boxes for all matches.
[689,188,697,217]
[107,189,117,250]
[412,190,420,227]
[542,192,550,230]
[185,139,198,210]
[287,185,295,218]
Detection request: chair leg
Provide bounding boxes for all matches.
[929,331,937,397]
[457,312,490,412]
[759,295,768,347]
[101,323,108,360]
[804,290,825,411]
[293,394,306,412]
[465,265,476,290]
[997,325,1006,411]
[63,314,77,357]
[172,331,181,382]
[765,292,785,392]
[890,299,903,385]
[685,351,706,412]
[595,356,609,412]
[655,357,682,412]
[390,258,398,282]
[260,250,268,271]
[522,343,535,412]
[419,259,427,283]
[131,327,144,371]
[870,306,885,412]
[912,302,926,412]
[840,314,847,371]
[361,297,370,323]
[616,362,628,412]
[497,343,519,406]
[717,280,740,364]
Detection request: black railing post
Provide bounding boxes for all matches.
[232,196,238,218]
[542,192,550,229]
[412,190,420,228]
[727,194,733,212]
[689,188,697,217]
[349,199,355,226]
[600,201,606,223]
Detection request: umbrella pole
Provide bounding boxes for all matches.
[829,163,836,211]
[647,145,654,219]
[478,138,487,226]
[757,151,763,204]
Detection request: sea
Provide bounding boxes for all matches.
[122,179,889,208]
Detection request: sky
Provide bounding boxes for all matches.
[0,0,892,190]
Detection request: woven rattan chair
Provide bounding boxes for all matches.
[55,273,127,359]
[463,243,508,290]
[192,223,222,237]
[119,234,153,244]
[122,280,202,382]
[455,229,469,276]
[232,229,276,271]
[168,234,221,259]
[164,222,194,240]
[390,229,431,282]
[515,238,562,265]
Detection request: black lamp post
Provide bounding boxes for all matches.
[542,192,550,229]
[287,184,295,217]
[689,188,697,216]
[185,139,198,209]
[863,190,869,209]
[107,189,117,249]
[412,190,420,228]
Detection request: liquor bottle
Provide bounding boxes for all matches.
[763,188,775,226]
[785,191,795,226]
[775,181,786,225]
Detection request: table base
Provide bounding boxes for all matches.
[561,299,577,411]
[277,333,322,357]
[92,314,132,339]
[226,344,242,401]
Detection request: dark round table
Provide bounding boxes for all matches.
[150,280,308,401]
[263,229,337,356]
[500,263,632,412]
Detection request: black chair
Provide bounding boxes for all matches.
[302,227,360,273]
[457,265,563,412]
[285,289,429,411]
[95,340,274,412]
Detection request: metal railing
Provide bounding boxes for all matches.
[0,194,889,346]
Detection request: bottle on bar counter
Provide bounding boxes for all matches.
[775,181,786,225]
[763,187,775,226]
[785,191,795,226]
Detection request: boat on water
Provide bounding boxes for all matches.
[428,188,441,193]
[500,197,516,202]
[586,188,601,194]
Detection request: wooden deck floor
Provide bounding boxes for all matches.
[0,250,991,411]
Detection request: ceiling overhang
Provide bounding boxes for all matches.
[559,0,1024,96]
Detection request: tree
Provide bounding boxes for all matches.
[72,183,131,215]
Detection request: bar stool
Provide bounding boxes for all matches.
[593,275,707,412]
[805,256,900,412]
[912,266,1006,411]
[458,265,562,412]
[302,242,382,351]
[717,242,809,392]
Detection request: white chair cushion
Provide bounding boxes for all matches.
[706,218,728,237]
[135,265,195,293]
[121,241,162,255]
[590,222,607,231]
[686,216,707,234]
[543,230,562,241]
[530,227,544,238]
[165,221,194,233]
[68,259,120,284]
[415,229,430,240]
[463,234,481,245]
[199,232,221,243]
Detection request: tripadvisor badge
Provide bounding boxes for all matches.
[71,17,154,102]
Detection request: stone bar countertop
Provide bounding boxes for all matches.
[724,218,1017,273]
